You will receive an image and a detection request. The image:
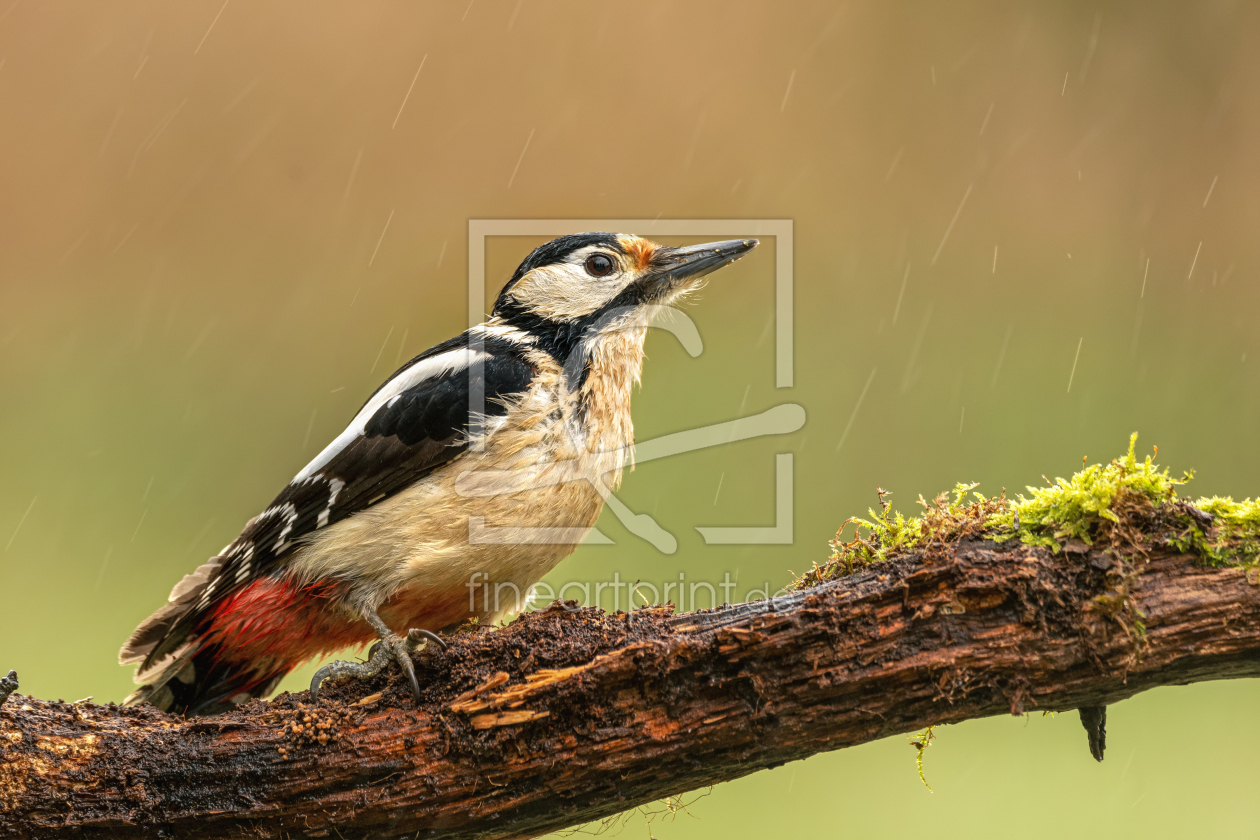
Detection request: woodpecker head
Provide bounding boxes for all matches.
[491,232,758,366]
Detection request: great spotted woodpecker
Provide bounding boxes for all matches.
[120,233,758,715]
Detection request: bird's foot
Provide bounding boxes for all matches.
[310,627,446,703]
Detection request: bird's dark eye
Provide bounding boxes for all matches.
[584,253,616,277]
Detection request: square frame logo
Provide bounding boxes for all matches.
[464,219,800,551]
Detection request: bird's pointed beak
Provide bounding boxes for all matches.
[655,238,759,282]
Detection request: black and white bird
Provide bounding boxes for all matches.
[120,232,758,715]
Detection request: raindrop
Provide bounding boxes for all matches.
[1079,13,1101,81]
[303,409,317,450]
[185,517,217,554]
[370,326,395,373]
[893,262,910,324]
[368,210,395,267]
[222,77,259,114]
[5,496,36,552]
[780,69,796,113]
[98,107,124,158]
[932,184,972,264]
[901,308,933,393]
[1067,337,1083,393]
[884,147,905,183]
[990,325,1012,388]
[184,319,217,361]
[393,327,410,368]
[979,102,994,136]
[837,367,877,452]
[391,55,428,130]
[130,508,148,543]
[94,546,114,593]
[342,148,364,202]
[194,0,230,56]
[507,128,535,188]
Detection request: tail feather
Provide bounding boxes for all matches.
[124,642,288,716]
[121,552,291,716]
[119,554,229,668]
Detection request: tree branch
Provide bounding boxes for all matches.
[4,538,1259,840]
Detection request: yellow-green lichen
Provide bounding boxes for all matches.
[794,433,1260,590]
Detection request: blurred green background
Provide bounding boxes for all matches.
[2,1,1259,836]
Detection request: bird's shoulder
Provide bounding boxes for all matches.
[237,328,539,569]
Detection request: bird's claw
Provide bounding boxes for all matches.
[407,627,447,651]
[309,627,444,703]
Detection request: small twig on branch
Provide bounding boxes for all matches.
[1078,705,1107,762]
[0,672,16,707]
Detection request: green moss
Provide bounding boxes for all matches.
[792,484,1002,589]
[989,433,1183,550]
[908,726,936,792]
[1171,495,1260,567]
[793,433,1260,591]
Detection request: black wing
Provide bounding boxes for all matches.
[124,332,536,672]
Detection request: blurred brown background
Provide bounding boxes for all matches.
[2,2,1258,837]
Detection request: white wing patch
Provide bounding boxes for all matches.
[316,478,346,529]
[234,543,255,584]
[257,501,298,551]
[292,347,489,483]
[472,321,536,345]
[197,577,218,609]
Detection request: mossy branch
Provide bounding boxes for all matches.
[3,436,1260,840]
[798,433,1260,589]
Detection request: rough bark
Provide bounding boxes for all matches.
[3,538,1260,840]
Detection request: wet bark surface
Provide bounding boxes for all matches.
[3,539,1260,839]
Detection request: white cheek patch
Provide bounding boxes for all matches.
[511,256,633,321]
